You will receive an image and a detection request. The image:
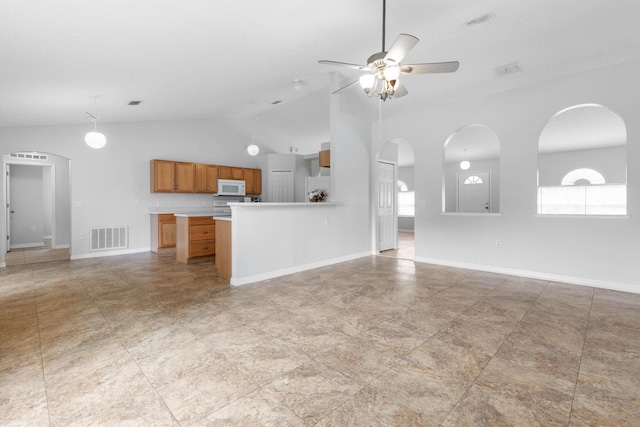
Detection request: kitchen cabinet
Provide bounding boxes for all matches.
[215,219,232,280]
[218,166,244,180]
[319,150,330,168]
[243,168,262,195]
[195,164,218,193]
[150,214,176,253]
[151,160,196,193]
[176,216,215,263]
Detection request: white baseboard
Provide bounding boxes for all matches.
[70,247,151,260]
[0,262,5,268]
[414,256,640,295]
[53,244,70,249]
[43,235,52,239]
[9,242,45,249]
[231,251,371,286]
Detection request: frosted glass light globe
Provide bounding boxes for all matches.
[460,160,471,170]
[247,144,259,156]
[85,131,106,149]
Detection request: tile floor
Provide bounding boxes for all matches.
[1,252,640,426]
[4,239,70,266]
[378,231,415,260]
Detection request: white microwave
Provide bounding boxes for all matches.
[218,179,246,196]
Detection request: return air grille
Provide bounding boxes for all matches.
[90,226,128,251]
[10,152,48,160]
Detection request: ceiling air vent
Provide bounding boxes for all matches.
[128,100,143,105]
[271,100,282,105]
[495,62,521,76]
[466,13,496,26]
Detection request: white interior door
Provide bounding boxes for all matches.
[378,161,396,252]
[271,170,294,203]
[5,164,10,251]
[458,170,491,213]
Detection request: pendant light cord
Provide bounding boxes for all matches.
[382,0,386,51]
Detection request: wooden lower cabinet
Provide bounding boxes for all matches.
[150,214,176,253]
[176,216,215,263]
[215,220,232,280]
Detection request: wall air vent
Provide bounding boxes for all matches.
[128,100,143,105]
[90,226,128,251]
[271,100,282,105]
[10,152,48,160]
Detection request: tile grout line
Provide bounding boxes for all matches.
[33,266,54,427]
[567,286,596,426]
[439,279,551,425]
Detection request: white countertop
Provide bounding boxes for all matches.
[228,202,339,207]
[173,213,232,220]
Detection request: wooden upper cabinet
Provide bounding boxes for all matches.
[174,162,196,193]
[319,150,330,168]
[195,164,218,193]
[244,168,262,195]
[218,166,244,181]
[151,160,195,193]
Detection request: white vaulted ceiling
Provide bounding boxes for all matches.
[1,0,639,154]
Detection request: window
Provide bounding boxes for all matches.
[464,176,484,185]
[538,104,627,216]
[397,180,414,216]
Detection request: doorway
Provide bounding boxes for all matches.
[2,152,71,266]
[271,170,294,202]
[377,160,396,252]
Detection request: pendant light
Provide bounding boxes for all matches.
[460,149,470,170]
[246,102,259,156]
[85,96,106,149]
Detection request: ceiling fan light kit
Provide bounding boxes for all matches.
[319,0,459,101]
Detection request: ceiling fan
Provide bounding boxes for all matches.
[318,0,459,101]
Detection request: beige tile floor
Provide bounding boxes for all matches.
[378,231,415,260]
[1,252,640,426]
[4,239,70,266]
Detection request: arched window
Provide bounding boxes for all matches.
[464,176,484,185]
[561,168,605,185]
[538,104,627,215]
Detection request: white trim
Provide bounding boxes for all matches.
[535,214,630,219]
[53,244,70,249]
[230,251,370,286]
[441,212,503,217]
[414,256,640,295]
[70,247,150,260]
[43,235,52,239]
[9,242,45,249]
[0,262,5,268]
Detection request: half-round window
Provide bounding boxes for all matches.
[561,168,605,186]
[464,176,484,185]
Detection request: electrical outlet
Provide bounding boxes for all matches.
[75,201,84,208]
[419,200,427,206]
[30,226,36,232]
[496,240,502,247]
[135,198,141,204]
[80,233,85,240]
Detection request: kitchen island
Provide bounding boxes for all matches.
[173,213,231,264]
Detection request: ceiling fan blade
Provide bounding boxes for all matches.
[401,61,460,74]
[332,80,359,95]
[318,60,367,71]
[384,34,419,64]
[393,80,408,98]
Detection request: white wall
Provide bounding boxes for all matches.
[380,59,640,292]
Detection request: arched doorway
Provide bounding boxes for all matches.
[2,151,71,266]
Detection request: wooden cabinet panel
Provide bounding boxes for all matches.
[174,162,195,193]
[150,213,176,253]
[151,160,176,192]
[231,167,244,180]
[319,150,330,168]
[215,220,232,280]
[244,168,262,195]
[190,240,215,257]
[151,160,195,193]
[218,166,231,180]
[189,224,215,241]
[189,217,214,225]
[195,164,218,193]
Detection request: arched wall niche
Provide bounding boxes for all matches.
[442,124,501,213]
[537,103,627,215]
